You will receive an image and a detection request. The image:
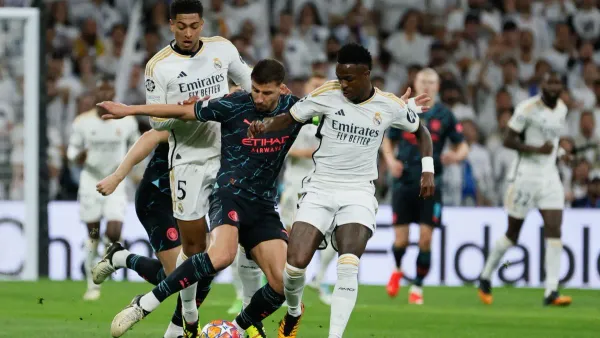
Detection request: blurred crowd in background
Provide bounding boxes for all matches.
[1,0,600,209]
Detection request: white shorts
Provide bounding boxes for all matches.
[280,182,302,228]
[170,159,220,221]
[294,179,378,238]
[78,191,126,223]
[504,175,564,219]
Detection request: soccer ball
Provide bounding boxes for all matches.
[200,319,241,338]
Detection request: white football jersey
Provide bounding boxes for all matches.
[67,109,140,189]
[290,80,420,184]
[145,37,252,167]
[506,95,568,180]
[283,124,319,186]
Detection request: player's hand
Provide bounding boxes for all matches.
[96,173,123,196]
[177,95,208,105]
[247,120,266,138]
[388,159,404,178]
[401,87,431,113]
[420,172,435,198]
[537,141,554,155]
[97,101,134,119]
[280,84,292,95]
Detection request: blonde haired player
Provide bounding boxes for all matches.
[279,74,336,305]
[478,71,572,306]
[67,79,140,301]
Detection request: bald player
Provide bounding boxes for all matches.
[382,68,469,304]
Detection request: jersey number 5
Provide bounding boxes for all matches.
[177,180,187,200]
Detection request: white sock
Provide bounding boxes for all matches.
[237,247,262,309]
[230,247,244,301]
[84,238,99,290]
[163,321,183,338]
[283,263,306,317]
[111,249,131,268]
[480,235,513,280]
[545,238,562,297]
[177,251,198,323]
[329,254,360,338]
[316,245,336,285]
[139,292,160,312]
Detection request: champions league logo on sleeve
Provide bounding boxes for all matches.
[145,79,155,92]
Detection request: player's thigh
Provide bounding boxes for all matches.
[392,184,419,227]
[135,185,181,253]
[335,223,372,258]
[504,181,536,220]
[78,192,102,225]
[170,161,218,222]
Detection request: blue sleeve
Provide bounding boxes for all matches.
[446,111,464,145]
[194,93,241,123]
[386,127,402,141]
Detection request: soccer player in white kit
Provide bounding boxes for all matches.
[248,44,435,338]
[142,0,259,335]
[67,79,140,301]
[280,74,336,305]
[478,71,572,307]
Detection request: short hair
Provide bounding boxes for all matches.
[503,57,518,67]
[503,21,518,32]
[465,12,480,24]
[170,0,203,19]
[337,43,372,70]
[251,59,286,85]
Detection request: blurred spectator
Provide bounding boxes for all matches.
[574,111,600,166]
[384,10,433,68]
[96,24,127,76]
[458,119,495,206]
[571,159,592,206]
[72,18,105,59]
[572,0,600,42]
[71,0,122,37]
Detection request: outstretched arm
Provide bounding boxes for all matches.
[247,112,296,138]
[98,96,204,121]
[96,130,169,196]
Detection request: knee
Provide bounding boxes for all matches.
[181,239,207,256]
[544,223,561,239]
[208,246,237,271]
[286,250,312,269]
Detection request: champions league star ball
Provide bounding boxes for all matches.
[200,320,241,338]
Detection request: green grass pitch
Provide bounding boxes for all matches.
[0,280,598,337]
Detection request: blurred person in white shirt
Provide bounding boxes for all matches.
[225,0,270,53]
[374,0,425,34]
[504,0,551,54]
[502,58,530,107]
[477,88,513,137]
[440,80,476,121]
[66,79,139,301]
[570,61,598,111]
[517,30,538,85]
[383,10,433,68]
[542,22,576,75]
[296,3,329,56]
[573,111,600,166]
[534,0,577,28]
[201,0,230,37]
[572,0,600,41]
[71,0,122,37]
[446,0,501,34]
[96,24,127,77]
[570,159,591,206]
[467,35,505,111]
[458,119,495,206]
[453,12,489,69]
[488,108,518,205]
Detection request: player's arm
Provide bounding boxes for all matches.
[97,99,200,121]
[248,94,322,137]
[96,130,169,196]
[226,43,252,92]
[381,128,403,178]
[504,104,553,154]
[66,120,86,166]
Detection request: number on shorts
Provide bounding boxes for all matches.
[177,180,187,200]
[513,190,531,207]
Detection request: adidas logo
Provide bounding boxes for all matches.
[335,110,345,116]
[177,71,187,78]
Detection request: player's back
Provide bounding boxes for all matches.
[145,37,244,167]
[70,109,138,183]
[290,81,419,185]
[507,95,567,181]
